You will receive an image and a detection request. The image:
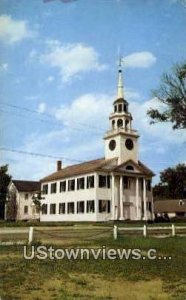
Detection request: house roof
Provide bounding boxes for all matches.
[40,157,154,183]
[154,200,186,213]
[12,180,41,192]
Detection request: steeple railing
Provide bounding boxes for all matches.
[105,128,138,136]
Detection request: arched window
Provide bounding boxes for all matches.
[118,104,122,112]
[114,105,117,112]
[124,104,127,112]
[126,165,134,171]
[112,120,115,129]
[125,119,129,129]
[117,119,123,128]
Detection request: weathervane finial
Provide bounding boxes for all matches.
[117,55,124,99]
[118,55,124,69]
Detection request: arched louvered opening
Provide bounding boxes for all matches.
[126,165,134,171]
[112,120,115,129]
[117,119,123,128]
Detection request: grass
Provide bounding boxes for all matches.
[0,220,186,227]
[0,236,186,300]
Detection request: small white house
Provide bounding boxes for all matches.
[40,64,155,222]
[6,180,40,221]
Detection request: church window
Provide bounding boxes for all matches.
[125,138,134,150]
[77,177,85,190]
[99,200,111,213]
[114,105,117,112]
[41,204,47,215]
[124,104,127,112]
[51,183,57,194]
[87,175,94,188]
[59,203,65,214]
[117,119,123,128]
[60,181,66,192]
[118,104,122,112]
[42,184,48,195]
[126,165,134,171]
[67,202,74,214]
[99,175,106,187]
[112,120,115,129]
[107,175,111,188]
[123,177,131,189]
[99,175,111,188]
[50,204,56,214]
[146,180,151,191]
[68,179,75,191]
[77,201,84,213]
[87,200,95,213]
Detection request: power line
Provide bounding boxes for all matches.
[0,147,182,166]
[0,147,84,163]
[0,102,105,132]
[0,108,102,136]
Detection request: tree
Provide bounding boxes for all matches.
[0,165,11,219]
[153,164,186,200]
[6,192,17,221]
[147,62,186,129]
[32,192,43,212]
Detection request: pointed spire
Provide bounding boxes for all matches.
[117,56,124,99]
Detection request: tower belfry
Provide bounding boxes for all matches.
[104,58,139,164]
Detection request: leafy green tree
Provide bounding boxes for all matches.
[147,62,186,129]
[153,164,186,200]
[0,165,11,219]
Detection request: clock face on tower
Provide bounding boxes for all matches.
[125,138,134,150]
[109,139,116,151]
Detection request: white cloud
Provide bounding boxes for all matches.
[53,93,112,129]
[130,97,186,144]
[0,15,35,44]
[37,102,46,114]
[4,91,185,180]
[123,52,156,68]
[46,76,54,82]
[28,49,38,61]
[41,41,107,82]
[0,63,8,71]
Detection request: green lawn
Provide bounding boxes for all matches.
[0,220,186,227]
[0,236,186,300]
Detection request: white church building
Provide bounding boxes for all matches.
[40,64,154,222]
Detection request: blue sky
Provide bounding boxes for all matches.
[0,0,186,184]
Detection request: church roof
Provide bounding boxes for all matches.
[112,159,155,177]
[12,180,41,192]
[113,97,128,104]
[41,158,118,182]
[40,157,154,183]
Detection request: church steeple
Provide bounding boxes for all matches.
[117,57,124,99]
[104,58,140,164]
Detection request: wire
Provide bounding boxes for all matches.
[0,102,105,132]
[0,108,101,136]
[0,147,84,163]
